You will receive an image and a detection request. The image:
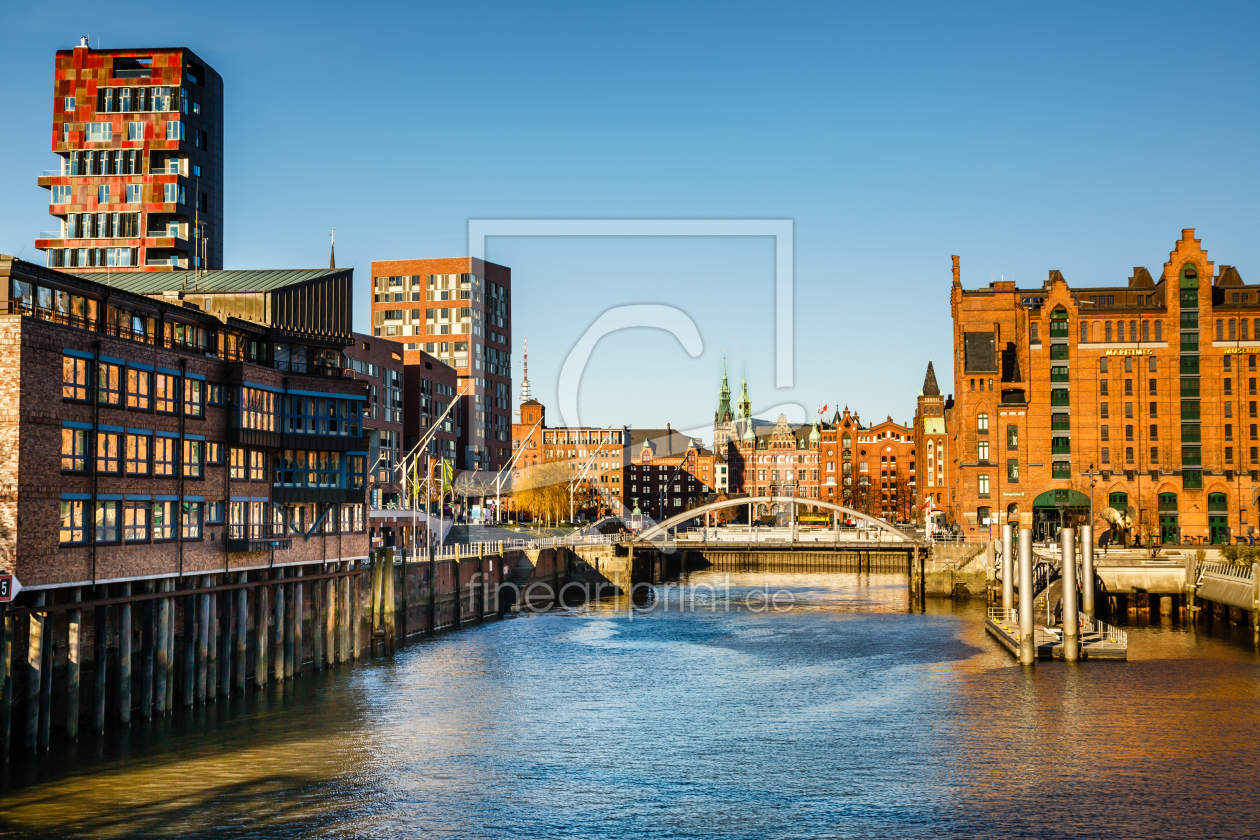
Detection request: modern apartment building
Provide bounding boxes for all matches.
[370,258,512,471]
[35,40,224,273]
[0,256,368,590]
[948,230,1253,544]
[627,428,717,521]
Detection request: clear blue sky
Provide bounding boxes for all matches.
[3,2,1259,441]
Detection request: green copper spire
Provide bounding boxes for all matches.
[738,370,752,420]
[716,356,733,424]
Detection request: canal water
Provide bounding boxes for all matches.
[2,569,1259,839]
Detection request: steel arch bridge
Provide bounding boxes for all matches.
[635,496,913,543]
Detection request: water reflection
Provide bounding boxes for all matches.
[1,569,1259,839]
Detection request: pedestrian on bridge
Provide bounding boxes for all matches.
[1099,527,1111,557]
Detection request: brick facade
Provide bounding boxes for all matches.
[369,257,512,472]
[0,256,370,589]
[949,229,1255,544]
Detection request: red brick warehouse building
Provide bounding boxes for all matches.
[35,40,223,272]
[948,230,1257,544]
[370,258,512,472]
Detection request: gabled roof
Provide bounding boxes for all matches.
[75,268,351,295]
[1218,265,1246,287]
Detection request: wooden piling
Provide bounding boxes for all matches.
[38,603,52,749]
[118,583,132,726]
[1,604,12,756]
[156,581,170,716]
[350,561,360,659]
[325,570,336,666]
[25,593,44,751]
[293,569,304,677]
[93,599,107,731]
[219,575,233,697]
[428,540,436,632]
[207,575,218,702]
[255,580,269,690]
[67,587,82,739]
[384,548,396,654]
[453,545,462,628]
[274,569,286,683]
[164,580,174,712]
[235,573,248,693]
[312,568,324,672]
[370,550,381,656]
[183,582,196,706]
[140,580,154,719]
[196,577,209,704]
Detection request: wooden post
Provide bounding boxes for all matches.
[207,576,218,702]
[254,580,269,690]
[283,576,294,681]
[140,580,154,719]
[118,583,132,726]
[325,570,336,666]
[156,581,170,716]
[196,576,209,704]
[274,569,286,683]
[401,537,408,640]
[1252,562,1260,647]
[384,547,396,654]
[349,561,360,661]
[312,568,324,672]
[235,573,248,693]
[183,583,195,706]
[1,604,12,756]
[93,598,107,731]
[164,580,175,712]
[67,587,82,739]
[370,549,381,655]
[25,592,44,751]
[38,602,52,750]
[220,575,233,697]
[293,568,304,676]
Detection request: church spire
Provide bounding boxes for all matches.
[738,369,751,420]
[329,227,335,269]
[922,361,940,397]
[716,355,732,424]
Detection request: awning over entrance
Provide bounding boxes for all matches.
[1032,489,1090,508]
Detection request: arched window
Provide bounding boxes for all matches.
[1208,492,1227,512]
[1080,322,1089,342]
[1230,319,1237,340]
[1155,321,1162,341]
[1105,321,1113,342]
[1158,492,1178,512]
[1217,319,1224,340]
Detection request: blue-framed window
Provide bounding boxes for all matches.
[282,396,361,436]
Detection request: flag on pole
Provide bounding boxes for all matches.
[816,402,828,416]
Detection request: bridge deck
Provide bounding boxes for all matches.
[984,617,1128,661]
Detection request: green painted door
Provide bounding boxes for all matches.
[1209,515,1229,544]
[1159,514,1179,544]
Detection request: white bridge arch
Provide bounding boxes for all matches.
[635,496,913,543]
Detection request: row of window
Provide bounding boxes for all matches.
[60,499,368,545]
[47,247,136,268]
[63,355,215,415]
[62,427,209,477]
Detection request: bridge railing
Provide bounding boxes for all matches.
[987,606,1017,624]
[1199,561,1254,582]
[1080,613,1127,647]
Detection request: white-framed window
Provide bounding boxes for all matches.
[106,247,133,267]
[163,183,185,204]
[165,120,184,141]
[977,413,989,431]
[51,185,72,204]
[62,123,70,143]
[127,121,145,141]
[978,474,990,496]
[978,441,989,461]
[97,185,109,203]
[125,184,143,203]
[86,122,112,142]
[64,96,75,112]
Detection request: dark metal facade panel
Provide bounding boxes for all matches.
[272,487,364,505]
[964,332,997,373]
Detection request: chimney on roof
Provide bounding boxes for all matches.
[952,255,960,286]
[667,423,672,455]
[79,36,89,48]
